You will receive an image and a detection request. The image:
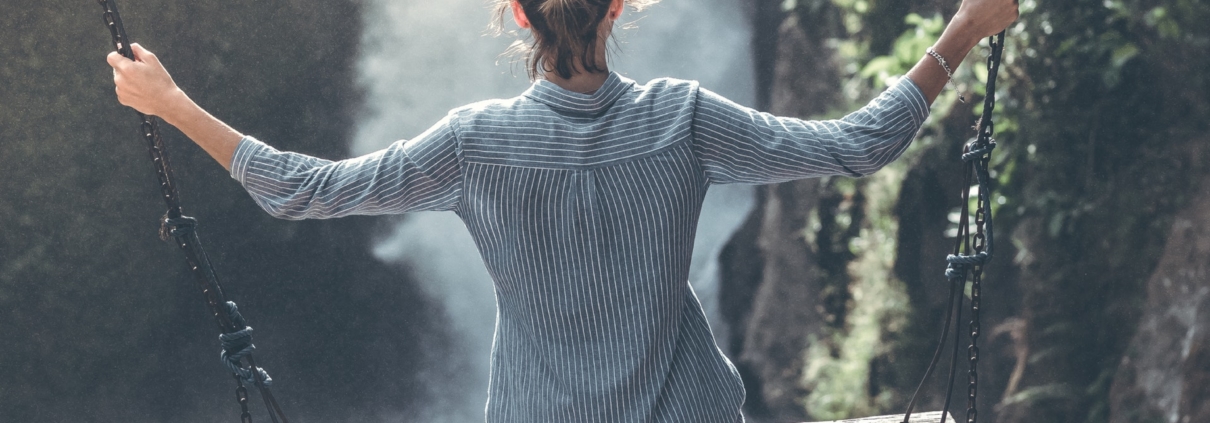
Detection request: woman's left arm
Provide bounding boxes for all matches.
[108,43,243,171]
[229,117,463,220]
[108,43,463,219]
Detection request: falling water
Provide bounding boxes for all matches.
[353,0,755,420]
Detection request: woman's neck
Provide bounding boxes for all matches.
[542,31,614,94]
[544,69,611,94]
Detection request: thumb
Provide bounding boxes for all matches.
[130,43,159,65]
[106,50,128,69]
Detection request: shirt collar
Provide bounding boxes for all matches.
[523,72,634,116]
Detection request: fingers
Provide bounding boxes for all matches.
[108,50,136,108]
[108,43,158,70]
[115,85,129,107]
[130,43,159,65]
[955,0,1020,39]
[104,43,178,116]
[106,51,127,69]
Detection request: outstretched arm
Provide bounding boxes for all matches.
[107,43,242,171]
[691,0,1018,185]
[106,43,464,219]
[692,80,930,184]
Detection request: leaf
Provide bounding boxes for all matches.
[1110,43,1138,69]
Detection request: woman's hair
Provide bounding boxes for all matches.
[493,0,659,80]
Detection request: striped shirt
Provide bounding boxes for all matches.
[230,72,929,422]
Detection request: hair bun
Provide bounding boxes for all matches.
[493,0,660,80]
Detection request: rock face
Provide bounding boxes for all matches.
[735,179,826,421]
[720,3,844,421]
[1109,173,1210,423]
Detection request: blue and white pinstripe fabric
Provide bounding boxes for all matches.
[230,72,929,422]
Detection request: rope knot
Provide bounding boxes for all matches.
[962,141,997,162]
[219,301,273,387]
[945,262,967,280]
[947,252,990,266]
[945,252,992,280]
[159,215,197,241]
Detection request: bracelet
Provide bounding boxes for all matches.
[926,47,954,79]
[926,47,966,103]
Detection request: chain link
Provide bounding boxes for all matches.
[236,377,253,423]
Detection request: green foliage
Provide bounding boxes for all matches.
[860,14,945,89]
[785,0,1210,420]
[789,4,947,419]
[981,0,1210,421]
[800,168,911,418]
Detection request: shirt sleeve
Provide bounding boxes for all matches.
[690,77,930,185]
[229,113,462,220]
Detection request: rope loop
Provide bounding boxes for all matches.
[962,141,997,162]
[219,301,273,387]
[947,252,990,266]
[160,215,197,241]
[945,262,968,280]
[946,252,992,279]
[224,301,248,328]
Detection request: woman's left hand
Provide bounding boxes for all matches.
[107,43,185,118]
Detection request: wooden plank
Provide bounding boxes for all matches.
[803,411,955,423]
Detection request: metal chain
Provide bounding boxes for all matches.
[965,30,1005,423]
[967,173,988,423]
[100,2,184,218]
[96,1,289,422]
[903,31,1004,423]
[967,215,985,423]
[97,0,235,343]
[236,377,253,423]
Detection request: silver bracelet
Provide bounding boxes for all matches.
[926,47,965,103]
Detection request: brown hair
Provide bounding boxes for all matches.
[493,0,659,80]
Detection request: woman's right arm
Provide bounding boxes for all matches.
[692,0,1018,185]
[692,78,930,185]
[907,0,1020,104]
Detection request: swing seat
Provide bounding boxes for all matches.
[803,411,954,423]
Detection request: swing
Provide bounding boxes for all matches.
[96,0,1005,421]
[807,411,953,423]
[804,30,1007,423]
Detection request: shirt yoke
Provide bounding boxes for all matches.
[449,76,701,171]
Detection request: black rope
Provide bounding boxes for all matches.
[96,1,289,422]
[903,30,1005,423]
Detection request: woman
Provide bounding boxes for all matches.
[107,0,1019,421]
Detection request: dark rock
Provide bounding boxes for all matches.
[1109,173,1210,423]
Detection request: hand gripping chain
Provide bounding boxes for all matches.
[96,1,289,421]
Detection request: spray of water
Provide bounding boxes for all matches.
[354,0,754,420]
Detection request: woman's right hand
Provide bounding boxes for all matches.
[954,0,1020,40]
